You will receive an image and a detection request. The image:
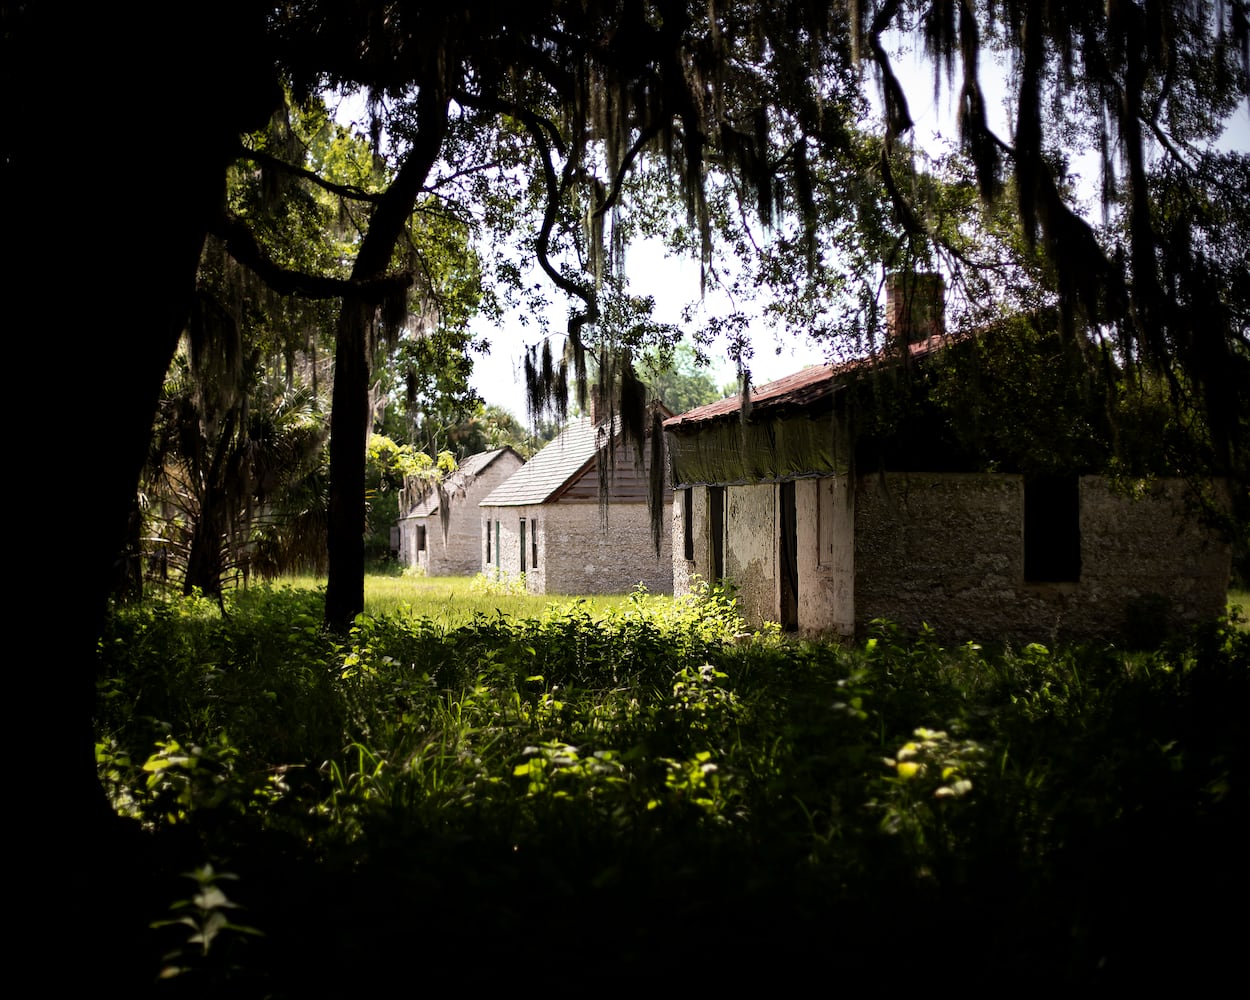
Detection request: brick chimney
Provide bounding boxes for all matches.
[589,383,605,425]
[885,271,945,346]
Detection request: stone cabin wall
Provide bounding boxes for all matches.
[398,452,522,575]
[422,456,522,576]
[854,473,1025,641]
[675,472,1229,645]
[853,473,1230,645]
[483,501,673,595]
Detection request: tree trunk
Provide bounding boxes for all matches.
[325,299,372,627]
[324,91,451,630]
[184,488,229,598]
[6,3,279,982]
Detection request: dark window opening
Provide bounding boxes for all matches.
[520,518,527,573]
[416,525,427,552]
[1024,476,1081,582]
[779,481,799,631]
[709,486,725,581]
[682,488,694,561]
[531,519,538,569]
[485,520,491,563]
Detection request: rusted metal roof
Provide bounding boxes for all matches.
[662,334,955,431]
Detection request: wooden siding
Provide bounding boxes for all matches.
[553,440,660,503]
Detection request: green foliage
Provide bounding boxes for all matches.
[842,308,1232,481]
[435,402,559,461]
[363,435,453,562]
[95,581,1249,987]
[151,864,263,988]
[98,585,343,774]
[366,434,438,484]
[638,340,727,415]
[874,726,987,882]
[137,346,330,599]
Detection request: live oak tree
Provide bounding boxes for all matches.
[6,1,1247,971]
[36,1,1250,631]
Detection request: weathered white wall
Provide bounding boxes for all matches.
[674,476,855,637]
[397,519,416,567]
[484,501,673,595]
[481,505,547,591]
[723,483,776,625]
[672,486,711,595]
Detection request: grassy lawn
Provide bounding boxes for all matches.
[273,571,1250,627]
[276,570,648,624]
[264,572,1250,630]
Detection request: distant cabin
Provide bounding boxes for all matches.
[664,273,1231,645]
[397,447,524,576]
[479,411,672,595]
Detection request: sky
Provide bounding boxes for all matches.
[463,52,970,419]
[465,239,825,420]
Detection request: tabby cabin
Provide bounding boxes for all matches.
[397,447,524,576]
[478,411,672,595]
[664,273,1231,645]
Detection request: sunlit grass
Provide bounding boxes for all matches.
[276,571,644,624]
[269,575,1250,630]
[1229,589,1249,630]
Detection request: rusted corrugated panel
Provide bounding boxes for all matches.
[555,438,666,503]
[664,364,838,429]
[667,409,848,487]
[663,334,958,432]
[662,335,963,486]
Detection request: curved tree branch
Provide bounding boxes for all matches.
[592,121,663,219]
[210,209,413,302]
[867,0,913,142]
[235,142,384,204]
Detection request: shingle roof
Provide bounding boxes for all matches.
[479,418,609,507]
[405,448,516,518]
[662,333,955,430]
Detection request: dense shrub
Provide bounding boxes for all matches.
[95,585,1248,993]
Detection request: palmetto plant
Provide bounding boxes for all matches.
[144,346,328,599]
